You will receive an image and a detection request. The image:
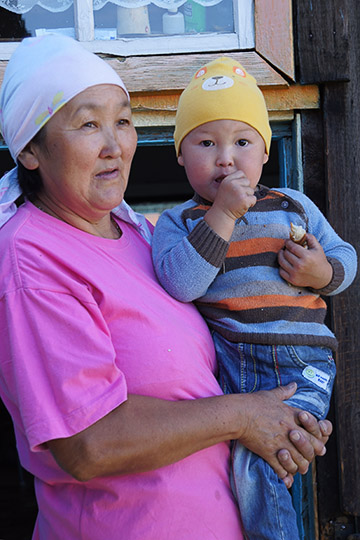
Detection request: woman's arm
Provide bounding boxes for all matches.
[47,383,331,484]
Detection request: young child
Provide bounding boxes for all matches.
[152,57,357,540]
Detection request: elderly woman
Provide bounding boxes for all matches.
[0,35,331,539]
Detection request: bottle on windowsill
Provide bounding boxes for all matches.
[162,8,185,34]
[117,6,151,37]
[184,0,206,33]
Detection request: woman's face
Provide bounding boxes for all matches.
[25,84,137,221]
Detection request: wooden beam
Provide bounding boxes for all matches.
[255,0,295,80]
[130,83,319,127]
[324,81,360,517]
[294,0,350,83]
[0,47,318,129]
[104,51,289,93]
[295,0,360,520]
[0,50,288,92]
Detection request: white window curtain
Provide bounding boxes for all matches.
[1,0,223,14]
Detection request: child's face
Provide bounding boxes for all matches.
[178,120,268,203]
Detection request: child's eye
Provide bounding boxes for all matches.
[237,139,248,147]
[201,140,214,147]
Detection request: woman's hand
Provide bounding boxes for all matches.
[278,410,332,487]
[233,383,332,486]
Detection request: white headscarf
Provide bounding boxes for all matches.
[0,33,151,242]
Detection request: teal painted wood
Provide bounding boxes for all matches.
[277,117,316,540]
[291,468,317,540]
[292,474,305,539]
[136,126,175,146]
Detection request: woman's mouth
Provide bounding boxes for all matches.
[96,168,119,180]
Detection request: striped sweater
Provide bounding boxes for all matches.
[152,185,357,350]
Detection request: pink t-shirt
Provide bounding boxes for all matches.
[0,202,242,540]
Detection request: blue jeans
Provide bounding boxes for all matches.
[213,334,336,540]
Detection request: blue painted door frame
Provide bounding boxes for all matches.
[273,117,316,540]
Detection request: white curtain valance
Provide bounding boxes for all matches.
[1,0,222,15]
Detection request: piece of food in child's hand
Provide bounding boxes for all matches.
[290,223,308,247]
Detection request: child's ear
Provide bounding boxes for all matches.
[17,143,40,171]
[177,153,184,167]
[263,153,269,165]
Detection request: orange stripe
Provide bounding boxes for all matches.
[227,238,285,257]
[263,191,284,200]
[193,204,210,211]
[203,295,326,312]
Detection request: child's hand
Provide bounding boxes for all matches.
[213,171,256,220]
[205,172,256,240]
[278,233,333,289]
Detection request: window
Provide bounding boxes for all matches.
[0,0,254,56]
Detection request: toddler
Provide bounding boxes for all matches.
[152,57,357,540]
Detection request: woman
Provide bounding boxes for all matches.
[0,34,331,539]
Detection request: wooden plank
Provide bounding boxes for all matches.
[295,0,360,527]
[300,110,326,215]
[0,46,317,127]
[299,111,341,530]
[294,0,350,83]
[320,0,360,517]
[130,84,318,111]
[0,51,286,96]
[130,84,319,127]
[323,79,360,516]
[132,109,296,128]
[263,84,319,112]
[255,0,294,80]
[104,51,288,94]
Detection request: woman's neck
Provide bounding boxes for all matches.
[31,196,122,239]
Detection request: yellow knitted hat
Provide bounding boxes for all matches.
[174,57,271,156]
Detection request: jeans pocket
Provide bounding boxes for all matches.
[284,345,336,419]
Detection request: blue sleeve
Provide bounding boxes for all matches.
[152,202,229,302]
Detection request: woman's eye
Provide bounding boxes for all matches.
[201,140,213,147]
[117,118,130,126]
[83,121,96,128]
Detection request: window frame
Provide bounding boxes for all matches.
[0,0,254,58]
[0,0,295,81]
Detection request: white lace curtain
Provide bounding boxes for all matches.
[1,0,222,14]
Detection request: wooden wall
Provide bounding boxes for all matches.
[294,0,360,534]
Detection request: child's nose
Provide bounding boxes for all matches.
[216,148,234,168]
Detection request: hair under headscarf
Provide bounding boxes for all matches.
[0,33,151,241]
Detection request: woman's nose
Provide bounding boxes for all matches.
[100,128,122,158]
